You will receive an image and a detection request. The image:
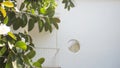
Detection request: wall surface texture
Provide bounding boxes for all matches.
[29,1,120,68]
[57,1,120,68]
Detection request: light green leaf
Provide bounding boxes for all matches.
[8,32,16,40]
[40,8,46,14]
[31,9,35,14]
[33,62,42,67]
[15,41,27,50]
[33,58,45,67]
[4,16,8,24]
[5,62,12,68]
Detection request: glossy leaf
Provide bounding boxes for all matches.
[22,14,27,27]
[0,6,6,17]
[8,32,16,40]
[15,41,27,50]
[2,1,14,7]
[13,18,21,30]
[28,19,35,31]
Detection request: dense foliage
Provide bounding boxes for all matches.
[0,0,74,68]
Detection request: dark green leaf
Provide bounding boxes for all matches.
[28,19,35,31]
[53,18,60,23]
[46,7,55,17]
[5,53,14,68]
[53,22,59,29]
[22,14,27,27]
[45,17,52,32]
[51,18,60,29]
[37,58,45,64]
[38,19,44,32]
[70,1,75,7]
[20,3,25,11]
[13,18,21,30]
[0,46,7,56]
[26,50,36,59]
[23,56,31,65]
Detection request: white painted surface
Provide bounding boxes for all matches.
[57,1,120,68]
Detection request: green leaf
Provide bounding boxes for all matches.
[23,56,31,65]
[5,53,14,68]
[53,22,59,29]
[38,19,44,32]
[8,32,16,40]
[13,18,21,30]
[33,62,42,67]
[44,17,52,32]
[46,7,55,17]
[53,18,60,23]
[4,16,8,24]
[20,3,25,11]
[40,8,46,14]
[0,46,7,56]
[15,41,27,50]
[37,58,45,64]
[51,18,60,29]
[70,1,75,7]
[26,50,36,59]
[33,58,45,67]
[7,11,16,26]
[5,62,12,68]
[28,19,35,31]
[22,14,27,27]
[31,9,35,15]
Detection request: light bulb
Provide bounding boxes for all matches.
[68,39,80,53]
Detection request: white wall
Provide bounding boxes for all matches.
[57,1,120,68]
[28,0,120,68]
